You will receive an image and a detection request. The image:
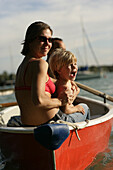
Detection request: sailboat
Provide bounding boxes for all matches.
[76,20,101,80]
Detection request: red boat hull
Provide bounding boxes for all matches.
[55,118,113,170]
[0,118,113,170]
[0,132,55,169]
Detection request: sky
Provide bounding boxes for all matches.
[0,0,113,73]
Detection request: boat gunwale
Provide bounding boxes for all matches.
[0,96,113,133]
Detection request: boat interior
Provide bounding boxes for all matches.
[0,96,111,129]
[74,96,109,119]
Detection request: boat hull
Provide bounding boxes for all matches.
[55,118,113,170]
[76,72,100,80]
[0,96,113,169]
[0,132,55,169]
[0,118,113,170]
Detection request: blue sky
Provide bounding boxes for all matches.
[0,0,113,73]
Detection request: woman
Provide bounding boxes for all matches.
[15,21,72,126]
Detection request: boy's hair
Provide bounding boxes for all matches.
[49,48,77,79]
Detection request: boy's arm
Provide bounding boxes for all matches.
[60,104,85,115]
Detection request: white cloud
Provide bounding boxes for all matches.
[0,0,113,73]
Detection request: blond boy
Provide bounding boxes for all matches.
[49,48,90,122]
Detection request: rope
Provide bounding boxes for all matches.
[49,119,89,140]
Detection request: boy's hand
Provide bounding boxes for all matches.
[75,105,85,114]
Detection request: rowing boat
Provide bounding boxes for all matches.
[0,96,113,170]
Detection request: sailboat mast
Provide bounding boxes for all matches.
[81,19,99,66]
[81,18,88,66]
[83,29,99,66]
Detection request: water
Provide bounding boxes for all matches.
[0,72,113,169]
[78,72,113,170]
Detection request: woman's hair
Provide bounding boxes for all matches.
[21,21,53,56]
[49,48,77,79]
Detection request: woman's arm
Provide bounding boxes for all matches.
[31,59,69,109]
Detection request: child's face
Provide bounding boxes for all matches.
[58,61,78,81]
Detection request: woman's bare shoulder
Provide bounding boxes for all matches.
[30,58,47,65]
[30,59,48,72]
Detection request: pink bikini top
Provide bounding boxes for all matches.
[15,60,55,95]
[45,76,55,94]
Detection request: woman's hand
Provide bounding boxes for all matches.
[58,90,69,105]
[71,81,80,102]
[58,87,75,105]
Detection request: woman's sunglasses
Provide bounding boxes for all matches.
[38,36,53,43]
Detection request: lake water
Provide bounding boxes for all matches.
[0,72,113,170]
[79,72,113,170]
